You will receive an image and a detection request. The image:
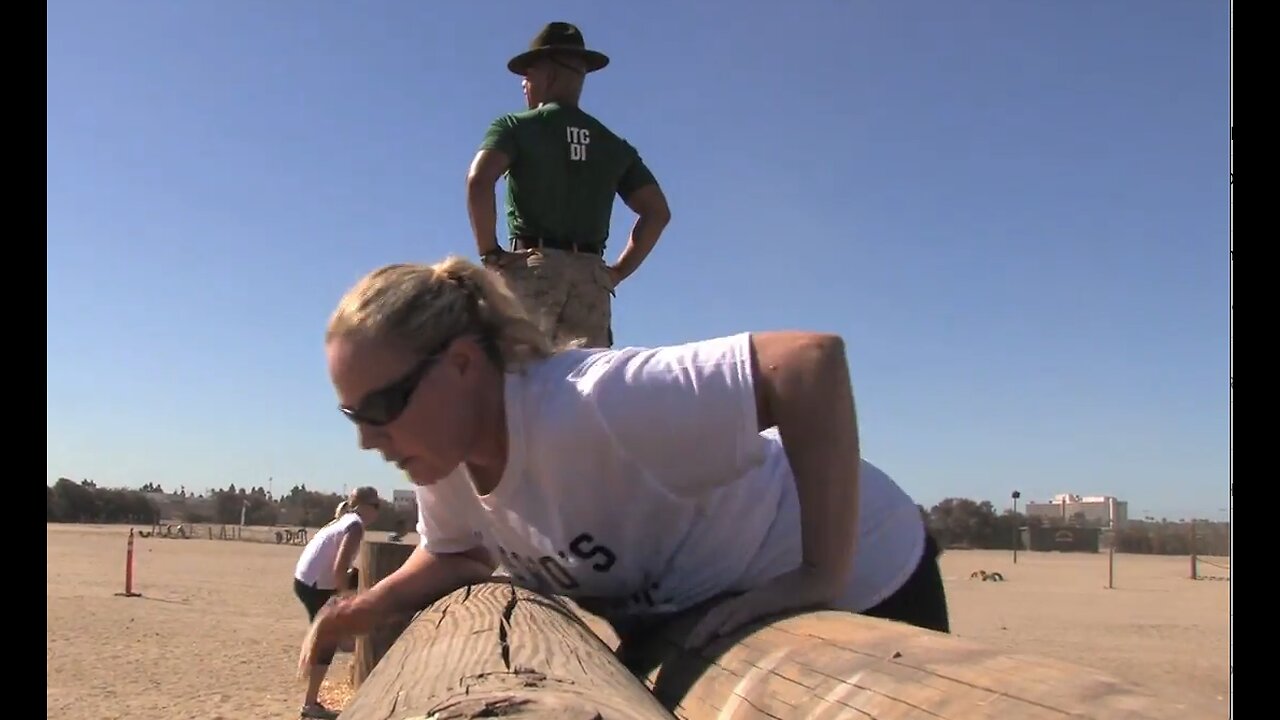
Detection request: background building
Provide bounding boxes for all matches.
[1025,493,1128,527]
[392,489,417,513]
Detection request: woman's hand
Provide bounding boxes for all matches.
[297,596,368,675]
[297,544,496,677]
[684,566,838,649]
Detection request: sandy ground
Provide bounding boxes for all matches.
[46,524,1229,719]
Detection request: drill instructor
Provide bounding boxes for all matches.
[466,22,671,348]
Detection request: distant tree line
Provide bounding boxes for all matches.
[46,480,1228,556]
[46,478,412,533]
[923,497,1229,556]
[47,478,160,524]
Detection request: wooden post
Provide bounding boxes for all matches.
[1189,519,1198,579]
[350,540,415,688]
[1107,544,1115,589]
[340,581,675,720]
[611,598,1222,719]
[1011,490,1021,564]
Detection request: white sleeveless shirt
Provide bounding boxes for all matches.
[413,333,926,618]
[294,513,364,590]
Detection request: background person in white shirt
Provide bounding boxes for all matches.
[300,256,948,669]
[292,486,381,719]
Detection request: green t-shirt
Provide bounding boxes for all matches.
[479,102,657,250]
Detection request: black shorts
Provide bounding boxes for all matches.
[610,531,951,681]
[294,578,337,665]
[613,532,950,645]
[860,532,951,633]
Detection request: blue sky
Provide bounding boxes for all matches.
[47,1,1230,521]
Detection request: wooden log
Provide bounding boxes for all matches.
[344,541,1221,718]
[347,541,623,691]
[350,539,415,688]
[339,580,676,720]
[614,601,1224,720]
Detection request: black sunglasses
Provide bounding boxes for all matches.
[339,351,443,427]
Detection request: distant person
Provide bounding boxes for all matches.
[291,486,381,720]
[298,258,948,672]
[467,21,671,349]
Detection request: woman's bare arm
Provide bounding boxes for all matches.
[340,544,496,632]
[330,524,364,590]
[749,331,861,598]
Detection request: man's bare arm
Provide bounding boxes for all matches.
[610,183,671,283]
[466,148,513,255]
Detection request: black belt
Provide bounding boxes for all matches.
[511,236,603,256]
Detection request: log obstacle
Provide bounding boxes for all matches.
[614,601,1223,719]
[343,541,1222,719]
[138,523,194,539]
[340,580,676,720]
[350,539,416,688]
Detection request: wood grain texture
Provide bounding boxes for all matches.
[340,580,675,720]
[616,603,1225,720]
[351,540,416,689]
[344,542,1220,719]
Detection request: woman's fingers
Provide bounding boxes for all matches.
[297,614,327,678]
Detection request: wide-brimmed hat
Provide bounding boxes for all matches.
[507,22,610,75]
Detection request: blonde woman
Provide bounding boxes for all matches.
[292,486,380,719]
[300,256,948,669]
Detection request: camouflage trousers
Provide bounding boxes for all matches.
[491,247,615,348]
